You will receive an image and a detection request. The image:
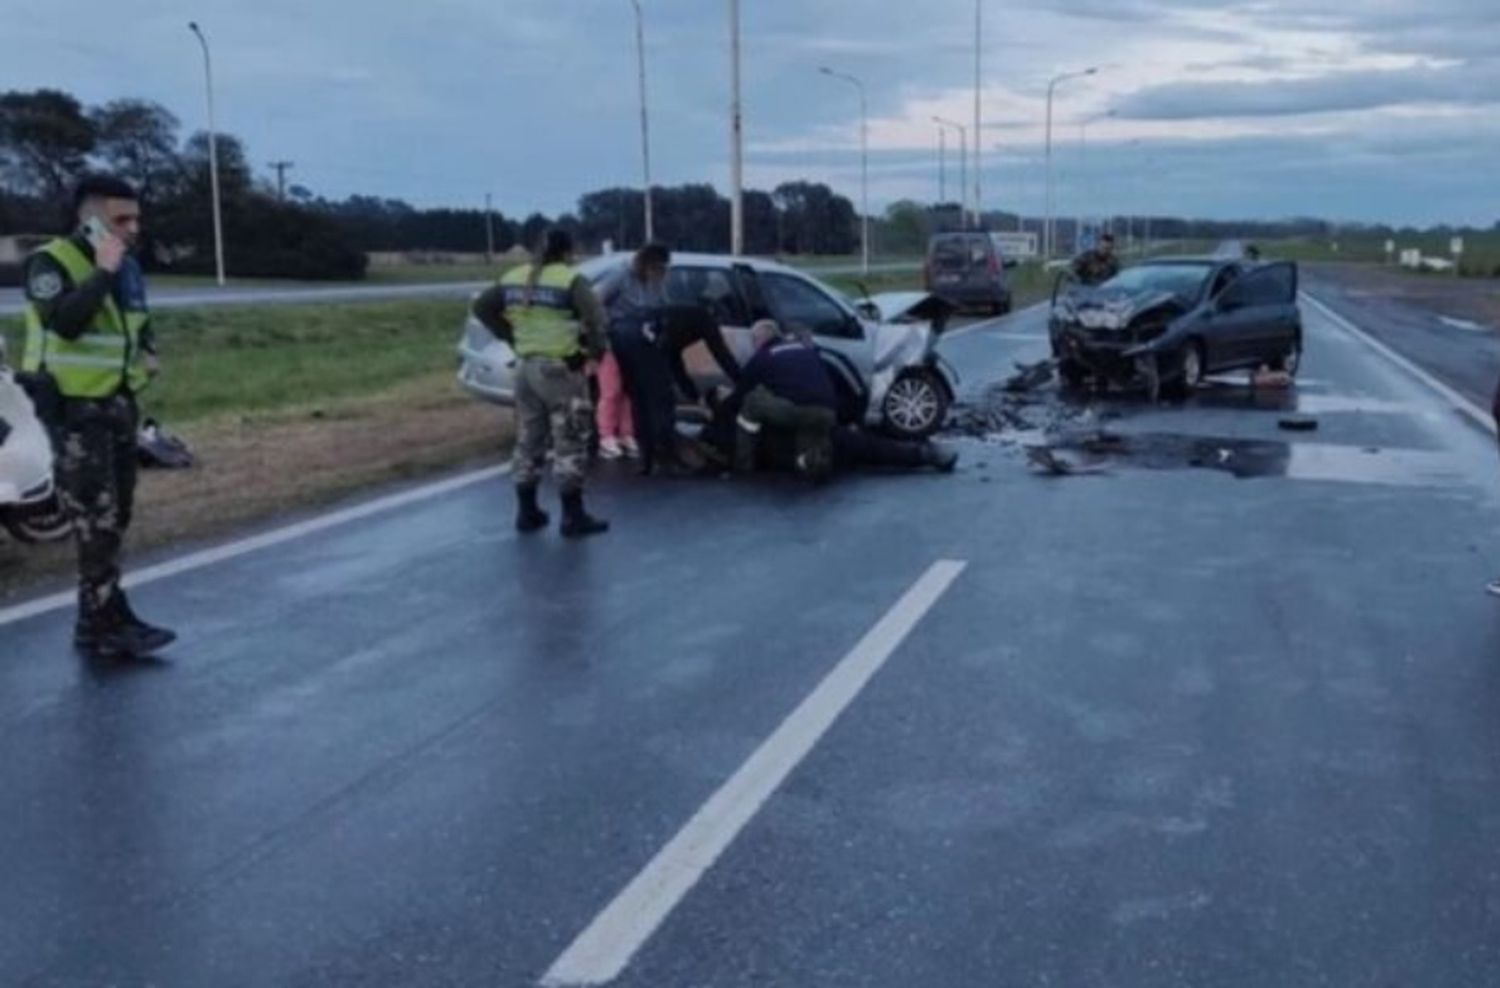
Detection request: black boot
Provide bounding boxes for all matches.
[560,490,609,538]
[74,607,174,661]
[515,483,550,533]
[114,594,178,652]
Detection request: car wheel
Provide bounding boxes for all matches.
[1270,336,1303,377]
[1161,341,1205,402]
[1181,340,1207,390]
[883,370,949,440]
[0,498,72,544]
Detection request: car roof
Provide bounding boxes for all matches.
[1138,256,1225,266]
[579,252,817,280]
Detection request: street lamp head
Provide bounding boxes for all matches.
[1085,67,1099,75]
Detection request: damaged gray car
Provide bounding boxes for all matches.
[1049,257,1302,398]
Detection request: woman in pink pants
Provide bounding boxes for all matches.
[594,352,639,459]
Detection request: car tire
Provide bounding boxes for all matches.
[882,370,949,440]
[1270,335,1303,377]
[0,498,72,544]
[1162,340,1205,402]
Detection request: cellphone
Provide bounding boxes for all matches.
[82,216,110,249]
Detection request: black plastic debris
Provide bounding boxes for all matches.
[1003,359,1058,394]
[1278,416,1319,433]
[137,419,197,469]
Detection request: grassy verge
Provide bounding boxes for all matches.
[0,299,509,599]
[1262,233,1500,276]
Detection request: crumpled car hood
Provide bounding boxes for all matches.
[863,291,955,326]
[1055,288,1180,330]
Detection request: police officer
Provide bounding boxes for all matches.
[21,174,175,660]
[1071,231,1121,286]
[472,229,610,537]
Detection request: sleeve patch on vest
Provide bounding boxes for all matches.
[27,267,64,302]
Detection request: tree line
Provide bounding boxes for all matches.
[0,88,864,281]
[5,88,1491,282]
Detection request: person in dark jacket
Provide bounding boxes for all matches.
[718,322,957,480]
[1071,232,1121,286]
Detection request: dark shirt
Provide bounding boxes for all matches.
[731,339,836,411]
[23,235,156,354]
[1071,249,1121,286]
[655,304,742,400]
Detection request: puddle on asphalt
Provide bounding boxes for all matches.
[945,375,1457,487]
[1043,432,1464,486]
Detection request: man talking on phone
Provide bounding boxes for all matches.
[20,174,175,661]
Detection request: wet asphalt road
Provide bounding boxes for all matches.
[5,291,1500,986]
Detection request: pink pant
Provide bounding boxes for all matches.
[595,353,635,441]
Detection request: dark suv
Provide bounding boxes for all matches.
[924,233,1015,316]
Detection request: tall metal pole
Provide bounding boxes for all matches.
[630,0,654,244]
[1044,66,1097,260]
[728,0,743,255]
[484,192,495,264]
[933,116,967,230]
[1076,109,1115,246]
[189,22,226,286]
[820,68,869,275]
[937,127,947,204]
[973,0,982,229]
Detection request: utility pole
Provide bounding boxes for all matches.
[268,160,295,201]
[1045,66,1098,259]
[933,116,968,230]
[484,192,495,264]
[973,0,983,229]
[937,126,947,205]
[630,0,654,243]
[728,0,744,255]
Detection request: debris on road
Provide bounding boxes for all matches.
[1278,416,1320,433]
[1003,359,1058,394]
[1251,368,1294,389]
[1025,445,1109,477]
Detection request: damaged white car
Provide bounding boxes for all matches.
[457,253,961,439]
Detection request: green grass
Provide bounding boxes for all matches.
[2,298,468,424]
[1261,232,1500,276]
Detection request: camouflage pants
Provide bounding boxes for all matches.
[514,357,592,494]
[54,394,138,622]
[738,387,836,478]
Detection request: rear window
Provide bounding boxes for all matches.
[931,236,989,271]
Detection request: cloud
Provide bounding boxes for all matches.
[1116,60,1500,120]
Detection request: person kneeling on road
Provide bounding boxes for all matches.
[472,229,610,538]
[717,322,958,481]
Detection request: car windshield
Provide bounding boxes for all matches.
[1099,263,1213,300]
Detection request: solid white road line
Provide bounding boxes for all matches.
[1302,291,1496,437]
[540,559,968,987]
[0,464,510,629]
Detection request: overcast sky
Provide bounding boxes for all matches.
[7,0,1497,226]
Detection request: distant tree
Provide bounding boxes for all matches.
[743,190,778,255]
[519,213,551,252]
[89,99,180,203]
[0,89,96,202]
[773,181,856,255]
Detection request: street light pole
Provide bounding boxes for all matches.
[728,0,743,255]
[937,126,947,204]
[188,21,226,286]
[630,0,654,244]
[820,67,869,276]
[973,0,982,229]
[933,116,967,230]
[1044,66,1097,260]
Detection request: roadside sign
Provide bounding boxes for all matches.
[1385,239,1395,255]
[1451,236,1465,256]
